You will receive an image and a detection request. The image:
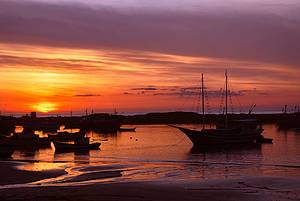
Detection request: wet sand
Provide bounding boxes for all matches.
[0,161,66,185]
[0,161,299,201]
[0,177,299,201]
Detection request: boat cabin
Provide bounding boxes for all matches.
[217,119,262,131]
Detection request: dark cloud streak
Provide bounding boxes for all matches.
[131,87,158,91]
[1,0,300,66]
[126,85,267,97]
[74,94,101,97]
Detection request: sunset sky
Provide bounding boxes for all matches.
[0,0,299,115]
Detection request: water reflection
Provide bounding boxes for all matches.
[54,150,91,164]
[184,143,263,180]
[8,124,300,182]
[13,149,38,158]
[16,162,68,172]
[189,143,262,154]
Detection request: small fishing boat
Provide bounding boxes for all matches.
[256,135,273,144]
[118,127,136,132]
[0,129,51,148]
[53,137,101,151]
[78,115,122,133]
[48,130,86,141]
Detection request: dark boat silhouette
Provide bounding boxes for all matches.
[0,116,15,136]
[173,72,267,147]
[276,112,300,131]
[0,128,50,148]
[189,142,262,154]
[53,137,100,151]
[173,120,263,146]
[118,127,136,132]
[71,114,121,133]
[48,130,86,141]
[256,134,273,143]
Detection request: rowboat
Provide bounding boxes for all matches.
[118,127,136,132]
[52,137,101,151]
[48,131,85,141]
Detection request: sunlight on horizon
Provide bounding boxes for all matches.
[0,43,299,113]
[32,102,58,113]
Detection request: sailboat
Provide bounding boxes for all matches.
[172,71,265,146]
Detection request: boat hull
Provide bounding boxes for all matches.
[118,127,136,132]
[0,137,51,148]
[176,126,262,146]
[48,132,86,142]
[53,141,101,151]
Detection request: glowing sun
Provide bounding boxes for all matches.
[33,102,57,113]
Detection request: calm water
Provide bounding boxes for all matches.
[10,124,300,184]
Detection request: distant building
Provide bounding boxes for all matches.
[30,112,37,118]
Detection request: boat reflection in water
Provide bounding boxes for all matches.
[189,142,262,154]
[54,149,91,165]
[6,124,300,183]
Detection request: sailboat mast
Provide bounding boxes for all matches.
[225,70,228,127]
[201,73,205,129]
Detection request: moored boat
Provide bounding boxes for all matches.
[48,130,86,141]
[118,127,136,132]
[0,128,51,148]
[52,137,101,151]
[173,72,269,147]
[78,114,121,133]
[256,135,273,144]
[173,120,263,146]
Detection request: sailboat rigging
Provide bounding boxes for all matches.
[172,71,267,146]
[201,73,205,129]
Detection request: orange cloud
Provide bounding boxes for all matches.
[0,43,299,114]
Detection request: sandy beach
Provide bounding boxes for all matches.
[0,161,299,201]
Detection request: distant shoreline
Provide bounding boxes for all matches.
[0,110,293,118]
[1,111,298,124]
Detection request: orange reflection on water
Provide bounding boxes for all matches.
[16,162,68,172]
[15,126,23,133]
[9,124,300,184]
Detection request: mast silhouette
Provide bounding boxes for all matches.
[201,73,205,129]
[225,70,228,128]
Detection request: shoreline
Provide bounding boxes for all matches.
[0,160,67,185]
[1,112,299,126]
[0,176,299,201]
[0,160,299,201]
